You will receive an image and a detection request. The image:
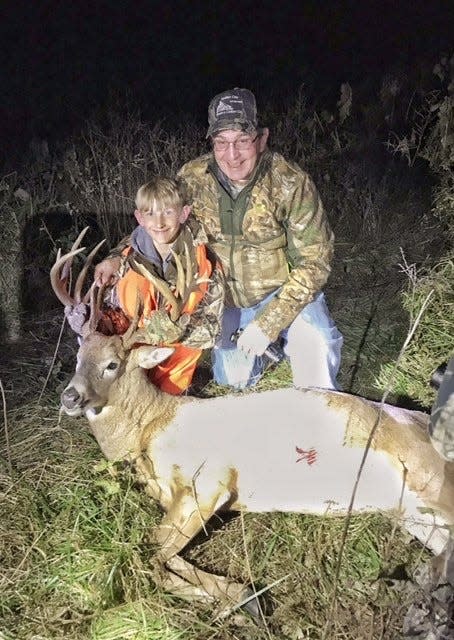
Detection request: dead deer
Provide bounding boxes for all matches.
[51,229,454,615]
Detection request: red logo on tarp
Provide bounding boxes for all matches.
[296,446,317,465]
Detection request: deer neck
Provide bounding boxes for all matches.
[86,365,180,462]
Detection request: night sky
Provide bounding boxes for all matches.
[0,0,453,167]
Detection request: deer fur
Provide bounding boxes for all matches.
[60,332,454,611]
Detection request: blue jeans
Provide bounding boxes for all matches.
[212,291,343,390]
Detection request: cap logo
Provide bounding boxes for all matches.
[216,99,236,116]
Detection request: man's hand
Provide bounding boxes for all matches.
[236,322,270,357]
[94,257,121,286]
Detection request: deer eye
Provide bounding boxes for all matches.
[106,362,118,371]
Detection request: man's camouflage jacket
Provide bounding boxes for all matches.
[178,149,334,343]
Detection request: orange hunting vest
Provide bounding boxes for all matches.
[116,245,212,395]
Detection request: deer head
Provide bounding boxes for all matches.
[60,332,174,417]
[50,228,174,416]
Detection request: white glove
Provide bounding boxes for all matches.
[236,323,270,357]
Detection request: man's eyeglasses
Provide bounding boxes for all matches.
[212,134,259,152]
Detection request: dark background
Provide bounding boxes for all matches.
[0,0,453,169]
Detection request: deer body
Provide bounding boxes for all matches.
[71,344,453,563]
[52,231,454,612]
[151,391,440,517]
[62,338,454,610]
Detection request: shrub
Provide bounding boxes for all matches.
[376,55,454,405]
[60,110,206,245]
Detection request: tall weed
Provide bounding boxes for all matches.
[61,111,205,245]
[377,55,454,403]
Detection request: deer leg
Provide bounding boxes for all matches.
[152,490,250,610]
[150,559,218,602]
[165,554,247,603]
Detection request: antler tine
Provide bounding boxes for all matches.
[78,239,106,304]
[172,247,186,301]
[169,242,195,300]
[131,259,181,322]
[122,291,147,348]
[59,227,90,283]
[184,242,193,290]
[170,242,209,310]
[50,246,87,306]
[84,282,107,334]
[85,284,98,335]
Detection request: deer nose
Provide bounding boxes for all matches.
[61,386,83,410]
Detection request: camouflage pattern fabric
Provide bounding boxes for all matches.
[143,309,188,344]
[178,150,334,343]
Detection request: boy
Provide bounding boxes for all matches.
[102,176,224,395]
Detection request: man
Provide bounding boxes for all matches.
[96,88,342,390]
[179,88,342,390]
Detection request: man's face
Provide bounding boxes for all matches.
[212,128,269,182]
[135,204,190,248]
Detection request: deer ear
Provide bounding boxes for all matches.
[136,346,174,369]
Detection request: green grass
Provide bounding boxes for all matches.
[375,255,454,407]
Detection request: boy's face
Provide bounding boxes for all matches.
[135,204,191,247]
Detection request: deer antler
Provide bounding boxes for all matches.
[131,243,208,322]
[50,227,89,307]
[121,292,148,349]
[50,227,106,335]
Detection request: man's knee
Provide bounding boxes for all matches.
[284,314,342,389]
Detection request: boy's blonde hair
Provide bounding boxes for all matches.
[135,176,188,213]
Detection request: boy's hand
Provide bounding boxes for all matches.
[95,257,121,286]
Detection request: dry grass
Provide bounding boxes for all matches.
[62,112,206,245]
[375,255,454,407]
